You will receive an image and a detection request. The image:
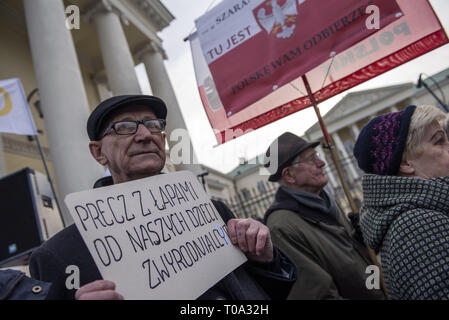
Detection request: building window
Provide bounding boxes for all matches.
[344,140,354,154]
[241,188,251,201]
[257,181,267,194]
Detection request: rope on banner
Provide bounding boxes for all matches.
[315,52,336,102]
[289,51,336,102]
[288,80,306,97]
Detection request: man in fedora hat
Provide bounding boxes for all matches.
[263,132,385,300]
[29,95,295,300]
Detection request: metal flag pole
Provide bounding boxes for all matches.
[27,89,65,228]
[301,74,390,299]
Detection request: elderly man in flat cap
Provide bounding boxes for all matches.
[263,132,384,300]
[29,95,295,300]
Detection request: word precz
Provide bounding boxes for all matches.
[74,181,199,232]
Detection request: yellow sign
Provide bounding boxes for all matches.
[0,87,12,117]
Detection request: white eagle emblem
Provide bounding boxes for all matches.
[255,0,305,39]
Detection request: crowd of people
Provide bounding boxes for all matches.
[1,94,448,300]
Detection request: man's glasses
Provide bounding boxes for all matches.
[290,152,321,166]
[102,119,166,137]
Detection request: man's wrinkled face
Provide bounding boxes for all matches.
[281,147,328,194]
[90,105,166,184]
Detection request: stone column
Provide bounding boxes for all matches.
[24,0,105,225]
[350,124,360,140]
[136,42,203,175]
[84,0,141,95]
[332,132,360,180]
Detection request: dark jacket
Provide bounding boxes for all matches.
[0,269,51,300]
[265,186,385,300]
[30,177,295,300]
[360,174,449,299]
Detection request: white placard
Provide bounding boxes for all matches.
[64,171,247,300]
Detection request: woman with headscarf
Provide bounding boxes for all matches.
[354,104,449,300]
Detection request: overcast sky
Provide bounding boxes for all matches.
[137,0,449,174]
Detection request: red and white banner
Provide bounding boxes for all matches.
[190,0,448,144]
[196,0,401,116]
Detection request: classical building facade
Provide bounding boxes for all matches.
[0,0,202,224]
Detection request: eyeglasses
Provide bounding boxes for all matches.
[102,119,166,137]
[290,152,321,166]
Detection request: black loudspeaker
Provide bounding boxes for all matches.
[0,168,64,267]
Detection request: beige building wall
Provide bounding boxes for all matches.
[231,167,277,219]
[234,169,266,193]
[0,16,55,179]
[4,151,52,178]
[0,13,104,186]
[80,66,102,113]
[204,169,235,201]
[0,8,121,186]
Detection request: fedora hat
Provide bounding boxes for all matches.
[264,132,320,182]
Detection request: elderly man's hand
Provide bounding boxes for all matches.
[227,218,274,263]
[75,280,124,300]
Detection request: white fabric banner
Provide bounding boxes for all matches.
[0,78,37,136]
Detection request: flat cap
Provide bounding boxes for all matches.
[87,95,168,141]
